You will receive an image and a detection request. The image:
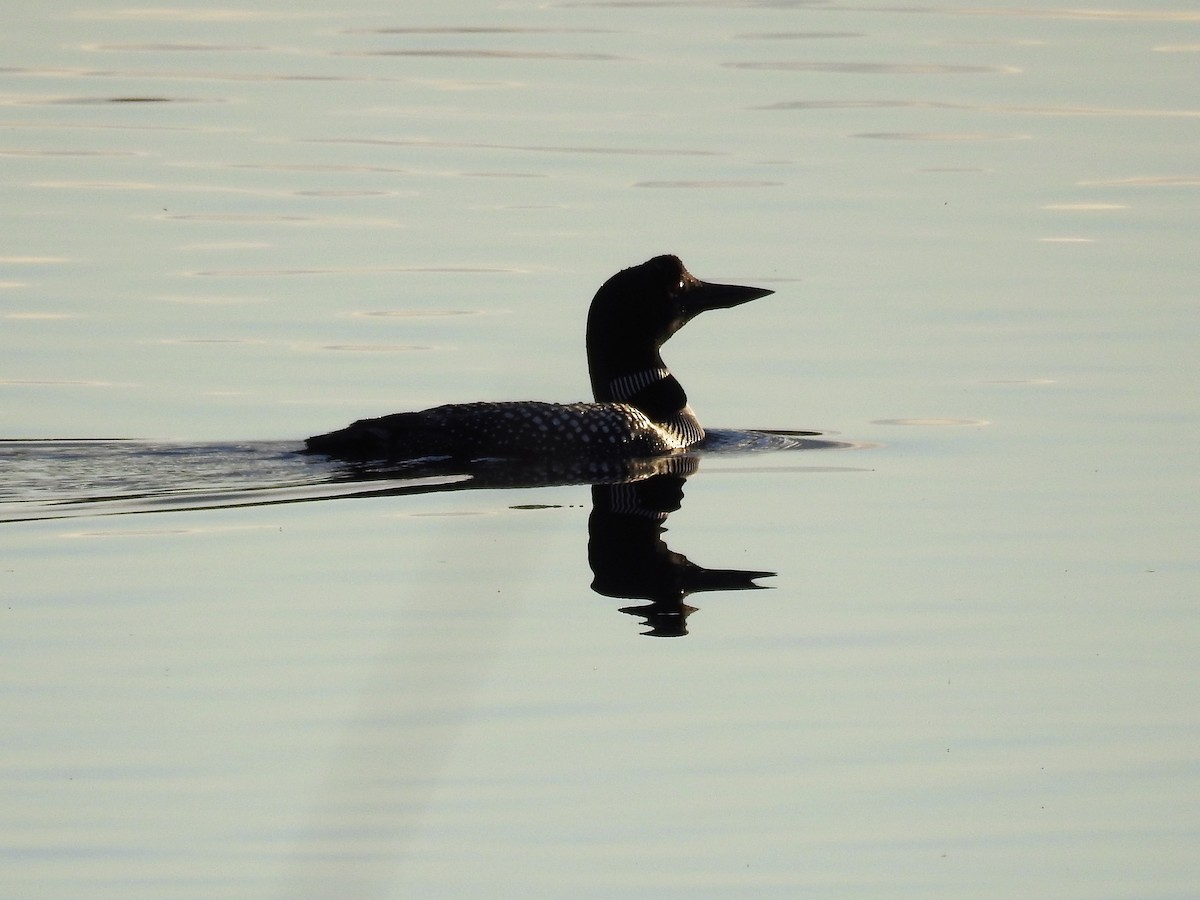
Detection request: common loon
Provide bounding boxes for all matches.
[304,254,773,461]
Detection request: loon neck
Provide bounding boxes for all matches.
[591,360,695,434]
[605,366,672,404]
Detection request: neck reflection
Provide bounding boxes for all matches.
[588,457,773,638]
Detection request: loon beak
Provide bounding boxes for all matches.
[683,280,774,315]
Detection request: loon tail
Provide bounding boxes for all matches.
[303,412,428,458]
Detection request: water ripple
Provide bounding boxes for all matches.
[728,61,1020,75]
[0,434,866,524]
[633,179,784,188]
[855,132,1030,141]
[337,49,626,61]
[758,99,1200,118]
[189,265,526,278]
[307,137,722,157]
[342,26,621,35]
[80,42,271,53]
[3,95,215,106]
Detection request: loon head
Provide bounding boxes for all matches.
[587,254,773,404]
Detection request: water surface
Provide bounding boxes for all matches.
[2,2,1197,898]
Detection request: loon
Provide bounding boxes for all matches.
[304,254,773,461]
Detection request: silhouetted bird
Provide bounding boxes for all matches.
[304,255,772,462]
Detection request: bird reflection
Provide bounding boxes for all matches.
[588,457,773,637]
[328,450,777,636]
[1,432,858,636]
[330,449,781,636]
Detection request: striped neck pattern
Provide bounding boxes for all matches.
[607,367,671,403]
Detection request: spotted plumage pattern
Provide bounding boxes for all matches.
[306,400,693,461]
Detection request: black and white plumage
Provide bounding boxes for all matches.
[303,255,772,462]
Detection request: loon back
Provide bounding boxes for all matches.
[302,400,695,461]
[304,255,772,462]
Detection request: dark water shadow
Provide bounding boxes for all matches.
[0,430,862,524]
[0,432,869,636]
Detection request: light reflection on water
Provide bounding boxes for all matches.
[2,0,1198,897]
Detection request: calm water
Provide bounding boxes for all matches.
[2,2,1198,898]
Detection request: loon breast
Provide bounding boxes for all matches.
[303,400,701,461]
